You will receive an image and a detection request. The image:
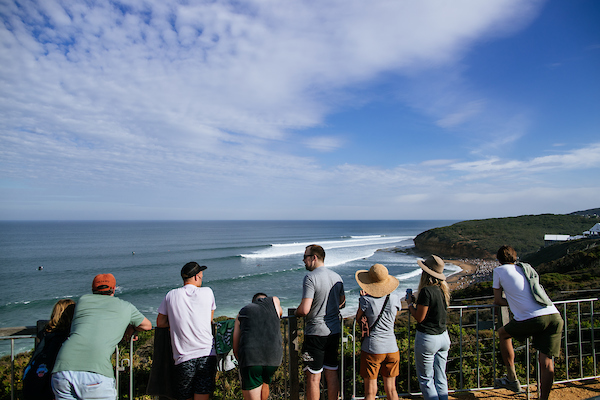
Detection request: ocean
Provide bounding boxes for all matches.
[0,220,459,355]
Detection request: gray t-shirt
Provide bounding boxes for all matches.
[359,292,402,354]
[302,266,344,336]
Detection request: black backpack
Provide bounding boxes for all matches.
[22,330,69,400]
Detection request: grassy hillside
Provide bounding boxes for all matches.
[453,237,600,302]
[414,213,598,259]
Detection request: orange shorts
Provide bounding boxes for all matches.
[360,351,400,379]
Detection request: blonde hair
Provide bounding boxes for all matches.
[46,299,76,333]
[418,272,450,308]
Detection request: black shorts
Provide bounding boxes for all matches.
[173,356,217,400]
[301,334,340,373]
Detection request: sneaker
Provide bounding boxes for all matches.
[494,375,522,393]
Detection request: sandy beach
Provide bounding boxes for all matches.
[445,259,479,291]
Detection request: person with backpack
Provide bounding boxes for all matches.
[493,245,563,400]
[355,264,402,400]
[23,299,76,400]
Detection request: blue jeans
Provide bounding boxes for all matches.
[414,330,450,400]
[52,371,116,400]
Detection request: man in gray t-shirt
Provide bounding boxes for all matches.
[295,244,345,400]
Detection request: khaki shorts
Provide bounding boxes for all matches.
[359,351,400,379]
[504,313,564,358]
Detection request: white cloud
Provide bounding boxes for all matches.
[8,0,595,220]
[450,143,600,176]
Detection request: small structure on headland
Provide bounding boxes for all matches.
[584,223,600,236]
[544,222,600,246]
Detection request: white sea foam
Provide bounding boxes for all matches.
[240,235,412,260]
[395,263,463,282]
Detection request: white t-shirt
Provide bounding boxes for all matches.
[493,264,558,321]
[158,284,216,364]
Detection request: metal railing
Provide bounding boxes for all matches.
[2,298,600,400]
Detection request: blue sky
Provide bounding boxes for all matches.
[1,0,599,220]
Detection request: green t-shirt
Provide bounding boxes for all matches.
[53,294,146,378]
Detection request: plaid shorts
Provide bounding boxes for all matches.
[173,356,217,400]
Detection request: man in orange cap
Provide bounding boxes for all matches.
[51,273,152,400]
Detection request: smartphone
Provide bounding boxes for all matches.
[406,288,412,300]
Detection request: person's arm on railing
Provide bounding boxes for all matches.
[156,313,169,328]
[122,317,152,342]
[295,298,313,317]
[493,288,509,306]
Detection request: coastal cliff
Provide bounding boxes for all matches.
[413,213,598,259]
[413,231,492,259]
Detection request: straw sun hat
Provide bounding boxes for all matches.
[417,255,446,281]
[355,264,399,298]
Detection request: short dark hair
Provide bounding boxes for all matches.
[181,262,207,280]
[497,245,518,264]
[252,293,267,303]
[306,244,325,261]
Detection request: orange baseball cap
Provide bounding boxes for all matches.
[92,273,116,294]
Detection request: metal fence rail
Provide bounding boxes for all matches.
[2,298,600,400]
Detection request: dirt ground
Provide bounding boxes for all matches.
[438,378,600,400]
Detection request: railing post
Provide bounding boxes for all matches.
[288,308,300,400]
[130,335,134,400]
[459,308,463,390]
[492,305,497,383]
[11,339,15,400]
[340,318,346,400]
[578,302,583,378]
[407,309,411,394]
[592,300,597,376]
[476,308,480,389]
[115,344,120,396]
[563,303,569,381]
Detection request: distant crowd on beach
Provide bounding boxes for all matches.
[452,258,498,290]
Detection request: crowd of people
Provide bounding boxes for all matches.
[22,245,564,400]
[449,258,498,290]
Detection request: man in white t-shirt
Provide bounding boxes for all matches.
[157,262,217,400]
[493,245,563,400]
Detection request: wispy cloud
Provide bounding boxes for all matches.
[5,0,597,221]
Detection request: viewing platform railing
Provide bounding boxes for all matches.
[2,298,600,400]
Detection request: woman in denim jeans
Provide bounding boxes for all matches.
[407,255,450,400]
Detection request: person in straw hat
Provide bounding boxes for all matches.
[355,264,402,400]
[406,255,451,400]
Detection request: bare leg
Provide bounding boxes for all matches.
[242,385,263,400]
[260,383,270,400]
[363,378,377,400]
[324,369,339,400]
[538,353,555,400]
[382,376,399,400]
[194,394,210,400]
[498,327,517,381]
[305,370,322,400]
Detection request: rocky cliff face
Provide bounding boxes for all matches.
[413,230,494,259]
